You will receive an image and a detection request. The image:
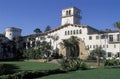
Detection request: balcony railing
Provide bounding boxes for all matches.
[108,39,120,43]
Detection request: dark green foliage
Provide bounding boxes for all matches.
[0,64,18,75]
[0,36,25,60]
[44,25,51,32]
[60,36,80,58]
[90,47,106,57]
[60,58,83,71]
[23,41,52,59]
[114,21,120,29]
[0,60,88,79]
[104,59,119,66]
[23,48,43,59]
[34,28,42,34]
[90,47,106,66]
[0,69,67,79]
[51,53,63,59]
[80,62,88,70]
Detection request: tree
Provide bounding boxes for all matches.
[44,25,51,32]
[60,36,80,58]
[40,41,52,58]
[114,21,120,60]
[13,36,25,58]
[90,47,106,66]
[34,28,42,34]
[23,41,52,60]
[114,21,120,29]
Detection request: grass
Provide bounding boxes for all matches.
[1,61,120,79]
[0,61,59,71]
[37,67,120,79]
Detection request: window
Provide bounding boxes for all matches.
[114,44,116,48]
[117,34,120,42]
[66,11,69,15]
[71,30,72,35]
[89,45,92,48]
[73,30,75,34]
[65,31,67,35]
[79,29,82,34]
[68,31,69,35]
[69,10,71,15]
[109,35,113,41]
[108,52,112,57]
[93,45,95,48]
[116,52,120,57]
[89,36,92,40]
[101,35,105,39]
[96,36,99,39]
[76,30,78,34]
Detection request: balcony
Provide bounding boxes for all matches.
[108,39,120,43]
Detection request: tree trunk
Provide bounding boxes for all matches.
[96,56,100,66]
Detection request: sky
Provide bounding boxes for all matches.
[0,0,120,36]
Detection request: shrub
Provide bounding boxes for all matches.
[0,64,18,75]
[104,59,119,66]
[0,69,67,79]
[60,58,82,71]
[80,62,88,70]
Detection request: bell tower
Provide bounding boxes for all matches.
[61,7,81,25]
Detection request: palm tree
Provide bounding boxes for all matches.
[69,36,80,57]
[90,47,106,66]
[40,41,52,59]
[60,39,71,58]
[60,36,80,58]
[114,21,120,60]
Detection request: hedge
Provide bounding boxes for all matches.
[0,69,67,79]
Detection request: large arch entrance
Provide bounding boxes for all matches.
[66,44,80,58]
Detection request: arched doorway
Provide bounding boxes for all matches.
[66,44,80,58]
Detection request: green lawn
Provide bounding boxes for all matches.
[0,61,59,71]
[37,68,120,79]
[1,61,120,79]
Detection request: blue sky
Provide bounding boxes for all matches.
[0,0,120,36]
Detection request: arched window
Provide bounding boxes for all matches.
[66,11,69,15]
[79,29,82,34]
[73,30,75,34]
[69,10,71,15]
[71,30,72,35]
[68,31,69,35]
[76,30,78,34]
[65,31,67,35]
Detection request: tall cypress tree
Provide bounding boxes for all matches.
[44,25,51,32]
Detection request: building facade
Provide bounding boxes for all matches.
[1,7,119,59]
[25,7,120,59]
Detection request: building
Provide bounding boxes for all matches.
[26,7,120,59]
[0,27,22,59]
[5,27,22,40]
[0,7,118,60]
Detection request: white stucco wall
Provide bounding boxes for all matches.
[5,27,22,40]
